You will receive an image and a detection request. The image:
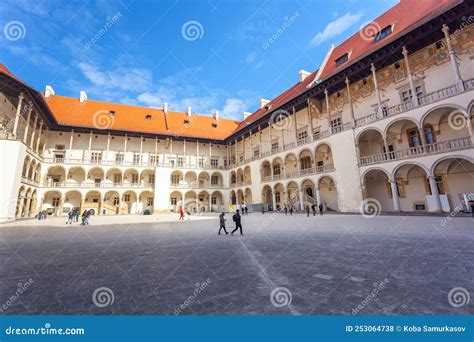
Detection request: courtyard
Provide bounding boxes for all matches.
[0,213,472,315]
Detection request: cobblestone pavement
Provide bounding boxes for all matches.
[0,213,473,315]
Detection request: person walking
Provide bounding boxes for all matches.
[319,203,323,216]
[306,205,310,217]
[42,210,47,220]
[179,208,185,220]
[75,209,80,222]
[284,205,288,215]
[66,210,74,225]
[289,205,293,216]
[81,209,89,225]
[37,211,42,220]
[231,209,243,235]
[218,212,228,235]
[311,204,316,216]
[244,205,248,215]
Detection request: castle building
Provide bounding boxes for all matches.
[1,0,473,223]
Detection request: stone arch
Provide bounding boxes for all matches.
[317,175,338,211]
[64,190,82,213]
[67,166,87,185]
[122,190,138,214]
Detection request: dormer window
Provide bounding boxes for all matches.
[145,114,152,120]
[335,53,349,67]
[109,110,115,117]
[375,25,392,42]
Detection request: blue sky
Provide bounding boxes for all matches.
[0,0,397,120]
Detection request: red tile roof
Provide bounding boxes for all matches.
[44,95,240,140]
[318,0,460,81]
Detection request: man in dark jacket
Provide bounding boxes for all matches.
[319,203,323,215]
[231,209,243,235]
[218,212,228,235]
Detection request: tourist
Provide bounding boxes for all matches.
[37,211,42,220]
[42,210,47,219]
[284,205,288,215]
[306,205,310,217]
[66,210,74,225]
[319,203,323,216]
[289,205,293,216]
[75,209,80,222]
[81,209,89,225]
[231,209,243,235]
[179,208,185,220]
[244,205,248,215]
[218,212,228,235]
[311,204,316,216]
[261,206,265,214]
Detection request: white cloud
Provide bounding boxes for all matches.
[308,12,363,47]
[220,98,253,119]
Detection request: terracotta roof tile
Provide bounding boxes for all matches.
[44,95,240,140]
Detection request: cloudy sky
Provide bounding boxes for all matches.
[0,0,396,120]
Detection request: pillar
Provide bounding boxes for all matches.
[315,188,321,207]
[402,46,418,106]
[12,93,24,138]
[68,129,74,162]
[390,180,401,212]
[442,24,464,91]
[383,138,390,160]
[23,108,32,143]
[345,77,355,124]
[299,190,304,211]
[29,114,38,148]
[371,64,383,115]
[293,106,298,143]
[106,132,111,162]
[35,121,43,154]
[324,89,331,128]
[428,176,442,213]
[418,127,428,152]
[88,131,93,158]
[139,135,143,165]
[272,191,277,211]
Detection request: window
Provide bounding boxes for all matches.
[171,175,180,185]
[313,127,321,140]
[145,114,152,120]
[54,153,64,162]
[55,144,65,150]
[133,153,141,165]
[271,139,279,152]
[275,192,281,203]
[198,158,204,167]
[331,117,342,133]
[113,174,121,185]
[253,148,260,157]
[177,157,184,167]
[401,85,424,105]
[109,110,115,117]
[148,175,155,184]
[211,158,218,168]
[297,130,308,142]
[211,197,217,205]
[407,128,422,148]
[147,197,154,206]
[223,158,227,167]
[423,126,435,145]
[273,165,281,175]
[335,53,349,66]
[114,153,123,165]
[171,197,177,205]
[52,197,60,207]
[211,175,219,185]
[91,152,102,164]
[150,155,158,166]
[124,194,131,202]
[374,25,392,42]
[300,157,311,170]
[132,174,139,184]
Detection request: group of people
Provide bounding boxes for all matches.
[36,210,48,220]
[306,204,325,216]
[218,210,243,236]
[66,209,93,225]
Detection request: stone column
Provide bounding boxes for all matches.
[35,121,43,154]
[293,106,298,144]
[23,107,32,143]
[383,138,390,160]
[390,180,401,212]
[139,135,143,165]
[324,89,331,128]
[371,63,383,115]
[402,46,418,106]
[29,114,38,148]
[106,132,111,162]
[442,24,464,91]
[345,77,355,124]
[272,191,276,211]
[299,190,304,211]
[428,176,442,213]
[306,99,314,139]
[12,93,24,138]
[315,188,321,207]
[88,131,93,160]
[17,196,25,218]
[68,129,74,162]
[418,127,428,152]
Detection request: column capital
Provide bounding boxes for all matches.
[370,63,376,72]
[324,88,328,95]
[18,93,25,100]
[402,46,408,57]
[441,24,449,35]
[345,77,350,86]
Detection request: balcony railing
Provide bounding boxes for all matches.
[354,80,472,128]
[42,182,155,188]
[359,137,472,166]
[170,182,225,189]
[260,164,335,182]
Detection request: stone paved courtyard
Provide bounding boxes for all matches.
[0,213,473,315]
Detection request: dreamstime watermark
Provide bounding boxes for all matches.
[447,109,468,131]
[262,12,300,50]
[270,287,292,307]
[3,21,26,41]
[440,16,474,49]
[84,12,122,50]
[269,109,292,131]
[440,195,472,227]
[181,21,204,41]
[448,287,470,308]
[0,278,34,313]
[174,278,212,315]
[92,110,115,130]
[4,323,85,336]
[351,278,389,315]
[92,287,114,307]
[359,198,382,218]
[358,20,381,42]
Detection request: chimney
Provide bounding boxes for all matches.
[243,111,252,120]
[299,69,311,82]
[79,90,87,103]
[45,85,55,98]
[163,102,169,114]
[213,110,219,121]
[187,106,192,117]
[259,98,270,109]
